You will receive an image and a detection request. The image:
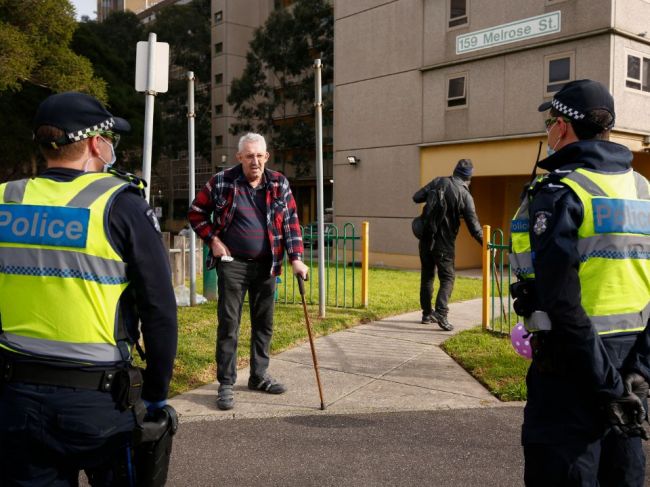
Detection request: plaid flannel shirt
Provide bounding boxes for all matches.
[188,164,303,276]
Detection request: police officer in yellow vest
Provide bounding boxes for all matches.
[510,79,650,486]
[0,92,177,485]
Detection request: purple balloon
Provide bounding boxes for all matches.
[511,323,532,360]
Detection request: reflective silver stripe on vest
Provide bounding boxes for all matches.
[577,235,650,261]
[592,301,650,335]
[0,247,127,284]
[563,171,607,196]
[0,333,122,364]
[3,179,29,203]
[509,251,534,276]
[635,172,650,200]
[66,177,126,208]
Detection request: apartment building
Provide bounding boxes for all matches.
[334,0,650,269]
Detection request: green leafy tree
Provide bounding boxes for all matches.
[71,12,147,172]
[147,0,212,161]
[227,0,333,177]
[0,0,106,181]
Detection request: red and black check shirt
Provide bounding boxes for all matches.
[188,164,304,276]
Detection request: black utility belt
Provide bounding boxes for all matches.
[1,360,120,392]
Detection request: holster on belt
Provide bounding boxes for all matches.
[133,405,179,487]
[112,367,144,411]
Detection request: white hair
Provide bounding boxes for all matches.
[238,132,267,152]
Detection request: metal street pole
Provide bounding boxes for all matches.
[141,32,157,203]
[187,71,197,306]
[314,59,326,318]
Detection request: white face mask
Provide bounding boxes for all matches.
[98,136,117,172]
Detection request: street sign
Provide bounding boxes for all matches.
[456,11,561,55]
[135,41,169,93]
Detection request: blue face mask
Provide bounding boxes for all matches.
[546,145,556,157]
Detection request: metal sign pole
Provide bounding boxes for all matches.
[314,59,326,318]
[141,32,157,203]
[187,71,197,306]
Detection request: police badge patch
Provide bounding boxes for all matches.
[533,212,550,235]
[145,208,162,234]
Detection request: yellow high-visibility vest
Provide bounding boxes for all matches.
[0,173,141,365]
[509,168,650,336]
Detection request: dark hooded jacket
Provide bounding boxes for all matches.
[522,139,650,444]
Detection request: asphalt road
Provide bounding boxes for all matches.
[169,406,526,487]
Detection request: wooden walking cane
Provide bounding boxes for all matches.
[296,275,326,410]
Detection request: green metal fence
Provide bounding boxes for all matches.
[275,222,361,308]
[487,228,516,335]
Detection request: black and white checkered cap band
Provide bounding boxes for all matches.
[67,118,115,142]
[551,99,586,121]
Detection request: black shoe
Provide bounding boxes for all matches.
[217,384,234,410]
[432,311,454,331]
[248,375,287,394]
[421,313,436,324]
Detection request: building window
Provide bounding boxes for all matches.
[544,52,574,95]
[215,73,223,84]
[626,52,650,92]
[214,10,223,23]
[215,135,223,146]
[215,104,223,115]
[447,74,467,108]
[449,0,467,28]
[214,42,223,54]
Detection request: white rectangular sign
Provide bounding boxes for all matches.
[456,11,561,55]
[135,41,170,93]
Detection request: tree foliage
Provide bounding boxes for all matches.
[0,0,106,181]
[71,12,147,172]
[146,0,212,161]
[0,0,105,96]
[227,0,333,176]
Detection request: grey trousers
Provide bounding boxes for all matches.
[216,258,276,385]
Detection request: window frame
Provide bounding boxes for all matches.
[215,104,223,115]
[446,73,468,110]
[625,49,650,95]
[215,73,223,84]
[214,10,223,24]
[215,135,223,146]
[544,51,575,96]
[448,0,468,30]
[214,42,223,55]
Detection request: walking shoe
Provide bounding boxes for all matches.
[248,375,287,394]
[432,311,454,331]
[421,313,436,324]
[217,384,234,410]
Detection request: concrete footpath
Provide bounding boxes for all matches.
[169,298,514,421]
[165,298,530,486]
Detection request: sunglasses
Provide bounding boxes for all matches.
[92,130,121,149]
[544,116,570,130]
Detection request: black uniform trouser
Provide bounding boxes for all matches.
[524,432,645,487]
[418,240,455,316]
[0,382,135,486]
[216,258,276,385]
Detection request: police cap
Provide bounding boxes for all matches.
[33,92,130,147]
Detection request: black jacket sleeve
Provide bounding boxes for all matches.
[412,178,438,203]
[109,190,178,402]
[529,184,624,400]
[461,190,483,245]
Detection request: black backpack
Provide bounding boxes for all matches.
[412,178,447,242]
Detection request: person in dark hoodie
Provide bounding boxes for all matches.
[412,159,483,331]
[509,79,650,486]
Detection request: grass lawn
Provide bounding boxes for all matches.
[169,267,483,397]
[442,327,529,401]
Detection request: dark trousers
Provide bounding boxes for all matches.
[524,432,646,487]
[0,382,135,486]
[216,258,276,385]
[418,240,455,316]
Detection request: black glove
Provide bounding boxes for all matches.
[510,280,536,318]
[606,391,649,440]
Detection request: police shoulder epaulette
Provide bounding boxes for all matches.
[107,168,147,191]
